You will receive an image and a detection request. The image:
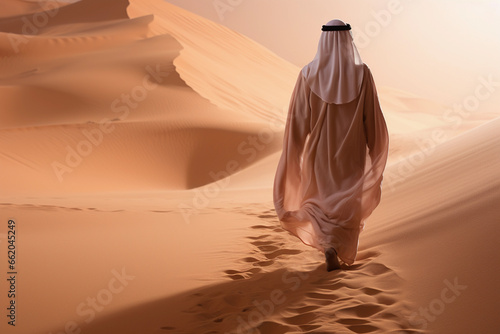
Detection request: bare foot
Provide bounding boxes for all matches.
[325,248,341,272]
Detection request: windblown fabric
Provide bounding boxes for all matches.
[273,20,389,265]
[304,19,364,104]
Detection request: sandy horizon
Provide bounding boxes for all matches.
[1,1,499,333]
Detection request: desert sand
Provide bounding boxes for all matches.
[0,1,499,333]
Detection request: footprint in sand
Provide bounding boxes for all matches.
[162,204,423,334]
[255,321,289,334]
[257,214,276,219]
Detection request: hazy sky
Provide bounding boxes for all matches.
[164,0,500,109]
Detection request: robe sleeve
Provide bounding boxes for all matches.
[360,66,389,219]
[273,72,311,218]
[285,72,311,168]
[363,66,389,168]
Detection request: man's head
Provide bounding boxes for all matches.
[322,19,351,31]
[321,19,353,39]
[301,18,363,104]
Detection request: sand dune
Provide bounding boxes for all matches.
[0,1,499,334]
[0,0,71,19]
[127,0,298,122]
[72,220,419,334]
[0,0,281,194]
[0,0,128,34]
[366,117,500,334]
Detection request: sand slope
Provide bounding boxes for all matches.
[0,1,499,334]
[366,117,500,334]
[127,0,299,123]
[0,0,281,194]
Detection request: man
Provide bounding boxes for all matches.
[273,19,389,271]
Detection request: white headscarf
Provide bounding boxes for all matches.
[302,19,364,104]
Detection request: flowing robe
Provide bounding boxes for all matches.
[273,64,389,264]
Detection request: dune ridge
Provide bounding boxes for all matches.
[0,0,282,194]
[127,0,299,123]
[0,1,498,334]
